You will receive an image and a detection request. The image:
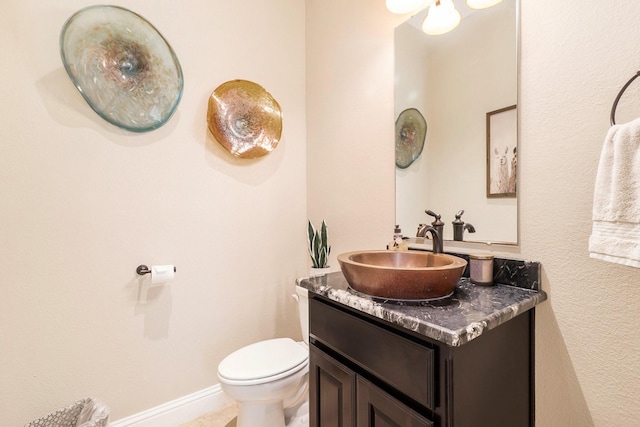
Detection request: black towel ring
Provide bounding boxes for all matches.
[610,70,640,125]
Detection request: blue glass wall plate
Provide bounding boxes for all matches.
[395,108,427,169]
[60,5,183,132]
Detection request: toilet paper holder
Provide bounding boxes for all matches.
[136,265,177,275]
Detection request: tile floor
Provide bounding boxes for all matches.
[179,400,309,427]
[179,402,238,427]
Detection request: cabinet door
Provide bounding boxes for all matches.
[356,376,434,427]
[310,344,356,427]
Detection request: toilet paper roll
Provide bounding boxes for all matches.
[151,265,175,284]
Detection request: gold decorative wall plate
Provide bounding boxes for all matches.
[207,80,283,159]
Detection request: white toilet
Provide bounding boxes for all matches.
[217,285,310,427]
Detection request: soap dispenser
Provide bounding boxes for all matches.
[389,225,408,251]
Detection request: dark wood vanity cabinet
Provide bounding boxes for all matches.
[309,296,534,427]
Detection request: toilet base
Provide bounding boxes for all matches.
[234,398,309,427]
[285,400,309,426]
[237,400,286,427]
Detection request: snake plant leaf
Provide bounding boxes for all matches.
[313,233,322,267]
[321,221,328,249]
[318,247,327,269]
[307,221,315,253]
[308,221,318,264]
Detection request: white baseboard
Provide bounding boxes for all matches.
[109,384,231,427]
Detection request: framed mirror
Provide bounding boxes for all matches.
[394,0,519,245]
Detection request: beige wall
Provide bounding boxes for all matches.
[522,1,640,425]
[307,0,640,425]
[0,0,306,424]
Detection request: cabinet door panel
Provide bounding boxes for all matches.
[310,344,356,427]
[356,376,434,427]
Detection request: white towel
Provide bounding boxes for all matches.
[589,117,640,267]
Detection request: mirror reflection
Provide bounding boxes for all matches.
[394,0,518,244]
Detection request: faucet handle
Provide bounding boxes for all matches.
[452,210,465,226]
[425,209,444,226]
[425,209,439,219]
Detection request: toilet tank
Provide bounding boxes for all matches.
[294,285,309,345]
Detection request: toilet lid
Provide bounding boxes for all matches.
[218,338,308,383]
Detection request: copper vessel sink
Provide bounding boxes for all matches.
[338,250,467,300]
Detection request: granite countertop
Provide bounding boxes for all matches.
[298,271,547,347]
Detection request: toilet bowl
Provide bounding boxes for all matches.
[217,285,309,427]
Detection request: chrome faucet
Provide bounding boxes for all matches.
[416,225,443,254]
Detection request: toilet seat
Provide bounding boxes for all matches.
[218,338,308,386]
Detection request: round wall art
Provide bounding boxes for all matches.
[207,80,283,159]
[395,108,427,169]
[60,5,183,132]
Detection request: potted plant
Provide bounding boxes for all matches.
[307,219,331,276]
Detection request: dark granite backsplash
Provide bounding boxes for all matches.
[446,252,541,291]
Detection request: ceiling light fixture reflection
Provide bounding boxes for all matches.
[422,0,461,36]
[386,0,430,14]
[466,0,504,9]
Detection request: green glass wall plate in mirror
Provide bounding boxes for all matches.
[60,5,183,132]
[396,108,427,169]
[394,0,519,245]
